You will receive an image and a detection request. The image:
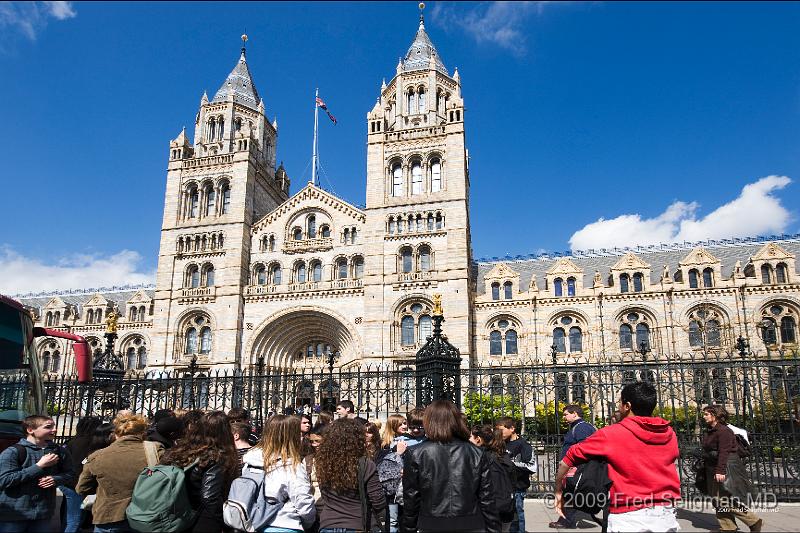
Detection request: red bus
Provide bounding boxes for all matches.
[0,294,92,450]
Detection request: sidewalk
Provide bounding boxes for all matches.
[523,498,800,532]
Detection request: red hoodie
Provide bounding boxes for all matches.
[562,416,680,514]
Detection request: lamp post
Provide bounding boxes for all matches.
[736,336,752,421]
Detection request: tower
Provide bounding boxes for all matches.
[362,14,474,366]
[152,39,290,369]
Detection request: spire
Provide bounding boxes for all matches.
[402,4,447,75]
[212,35,262,110]
[201,91,209,104]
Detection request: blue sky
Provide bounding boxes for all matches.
[1,1,799,293]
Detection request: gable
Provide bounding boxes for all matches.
[43,296,66,309]
[84,294,109,307]
[126,290,152,304]
[751,242,795,262]
[611,252,651,271]
[679,247,720,267]
[546,257,583,275]
[252,183,365,234]
[484,262,519,280]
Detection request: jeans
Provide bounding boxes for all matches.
[60,486,85,533]
[319,529,357,533]
[606,506,678,533]
[94,520,134,533]
[388,503,400,533]
[0,519,54,533]
[510,491,526,533]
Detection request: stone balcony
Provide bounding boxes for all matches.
[178,286,216,304]
[245,278,363,298]
[282,237,334,254]
[397,271,433,282]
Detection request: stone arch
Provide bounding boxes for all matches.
[247,306,363,369]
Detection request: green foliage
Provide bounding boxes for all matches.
[522,401,591,435]
[752,389,794,431]
[46,402,61,416]
[653,405,701,433]
[463,392,522,425]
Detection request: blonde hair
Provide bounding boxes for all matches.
[112,413,148,437]
[381,414,406,447]
[259,415,302,472]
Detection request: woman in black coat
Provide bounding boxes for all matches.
[401,400,499,533]
[161,411,239,533]
[701,405,762,532]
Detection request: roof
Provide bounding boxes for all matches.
[14,285,155,317]
[474,235,800,295]
[401,20,448,75]
[212,49,262,110]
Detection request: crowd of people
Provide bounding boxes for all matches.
[0,382,763,533]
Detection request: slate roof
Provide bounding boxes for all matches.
[474,236,800,295]
[13,285,155,317]
[402,20,448,75]
[212,49,261,110]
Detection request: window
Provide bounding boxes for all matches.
[569,327,582,352]
[762,264,773,284]
[504,282,513,300]
[706,320,721,347]
[185,328,198,354]
[431,159,441,192]
[411,163,422,195]
[311,261,322,282]
[256,265,266,285]
[636,323,650,350]
[567,277,576,297]
[491,283,500,301]
[688,308,726,349]
[781,316,796,344]
[489,331,502,355]
[353,257,364,279]
[296,263,306,283]
[208,118,215,141]
[189,188,199,218]
[271,264,282,285]
[205,187,216,215]
[703,268,713,288]
[96,309,102,323]
[554,278,563,297]
[307,216,317,239]
[418,87,426,113]
[388,218,396,234]
[401,248,413,273]
[401,316,415,345]
[203,265,214,286]
[419,315,432,341]
[633,273,643,292]
[127,347,136,370]
[293,227,303,241]
[137,347,147,369]
[217,118,224,140]
[435,213,443,229]
[392,164,403,196]
[41,351,51,373]
[221,184,230,214]
[337,258,348,279]
[85,310,93,324]
[619,324,633,350]
[688,320,703,347]
[320,225,330,238]
[188,265,200,288]
[427,214,434,231]
[688,269,699,289]
[200,327,212,354]
[553,327,566,353]
[777,263,788,284]
[419,246,431,272]
[506,329,518,355]
[620,274,630,293]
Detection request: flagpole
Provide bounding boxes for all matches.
[311,87,319,186]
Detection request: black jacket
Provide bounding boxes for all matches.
[184,461,227,533]
[401,439,500,533]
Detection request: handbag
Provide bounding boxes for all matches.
[357,457,384,533]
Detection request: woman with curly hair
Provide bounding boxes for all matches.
[161,411,239,533]
[315,418,386,532]
[242,415,316,532]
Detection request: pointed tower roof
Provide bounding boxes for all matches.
[402,15,448,75]
[212,38,261,110]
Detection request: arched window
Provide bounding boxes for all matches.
[620,274,630,293]
[51,351,60,372]
[307,216,316,239]
[411,162,422,195]
[636,323,650,350]
[419,315,432,341]
[188,265,200,288]
[633,273,643,292]
[567,327,582,352]
[200,327,212,354]
[256,265,266,285]
[418,87,426,112]
[392,164,403,197]
[221,184,231,214]
[127,347,136,370]
[140,306,146,320]
[401,316,415,346]
[42,351,51,373]
[271,264,282,285]
[431,159,441,192]
[208,118,216,141]
[185,328,198,354]
[781,316,797,344]
[293,227,302,241]
[554,278,563,297]
[205,186,216,216]
[504,282,513,300]
[435,213,443,229]
[553,327,566,353]
[217,118,224,140]
[761,264,773,284]
[137,347,147,369]
[96,309,102,323]
[419,246,431,272]
[427,214,434,231]
[337,258,348,279]
[320,225,330,238]
[203,265,215,287]
[689,321,702,347]
[619,324,633,350]
[129,307,137,322]
[505,329,518,355]
[85,310,93,325]
[776,263,788,284]
[703,268,714,288]
[407,90,416,114]
[388,218,396,234]
[401,248,413,273]
[311,261,322,282]
[189,188,199,218]
[45,312,52,327]
[706,320,721,347]
[489,331,502,355]
[296,263,306,283]
[567,277,576,297]
[353,257,364,279]
[491,283,500,301]
[688,269,699,289]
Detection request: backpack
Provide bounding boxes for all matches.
[734,434,751,460]
[562,459,612,517]
[376,450,403,497]
[223,466,289,532]
[126,457,198,533]
[488,454,516,522]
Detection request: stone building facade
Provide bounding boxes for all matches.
[15,18,800,378]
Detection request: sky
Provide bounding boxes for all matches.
[1,1,799,294]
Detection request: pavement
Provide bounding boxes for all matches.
[523,498,800,532]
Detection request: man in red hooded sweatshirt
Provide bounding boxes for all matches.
[554,381,681,532]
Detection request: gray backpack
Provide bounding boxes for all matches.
[223,466,288,532]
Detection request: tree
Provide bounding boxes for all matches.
[463,392,521,425]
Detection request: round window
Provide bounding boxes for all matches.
[410,304,423,314]
[627,313,639,323]
[195,317,205,326]
[91,340,99,347]
[560,316,573,325]
[134,338,142,346]
[498,320,509,329]
[770,305,783,316]
[696,310,706,319]
[49,342,56,349]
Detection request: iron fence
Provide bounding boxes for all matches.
[25,350,800,501]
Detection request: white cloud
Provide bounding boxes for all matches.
[0,247,154,295]
[568,175,793,251]
[0,1,75,42]
[431,2,561,56]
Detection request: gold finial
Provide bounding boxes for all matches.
[419,2,425,25]
[241,34,248,45]
[433,293,443,316]
[105,310,118,334]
